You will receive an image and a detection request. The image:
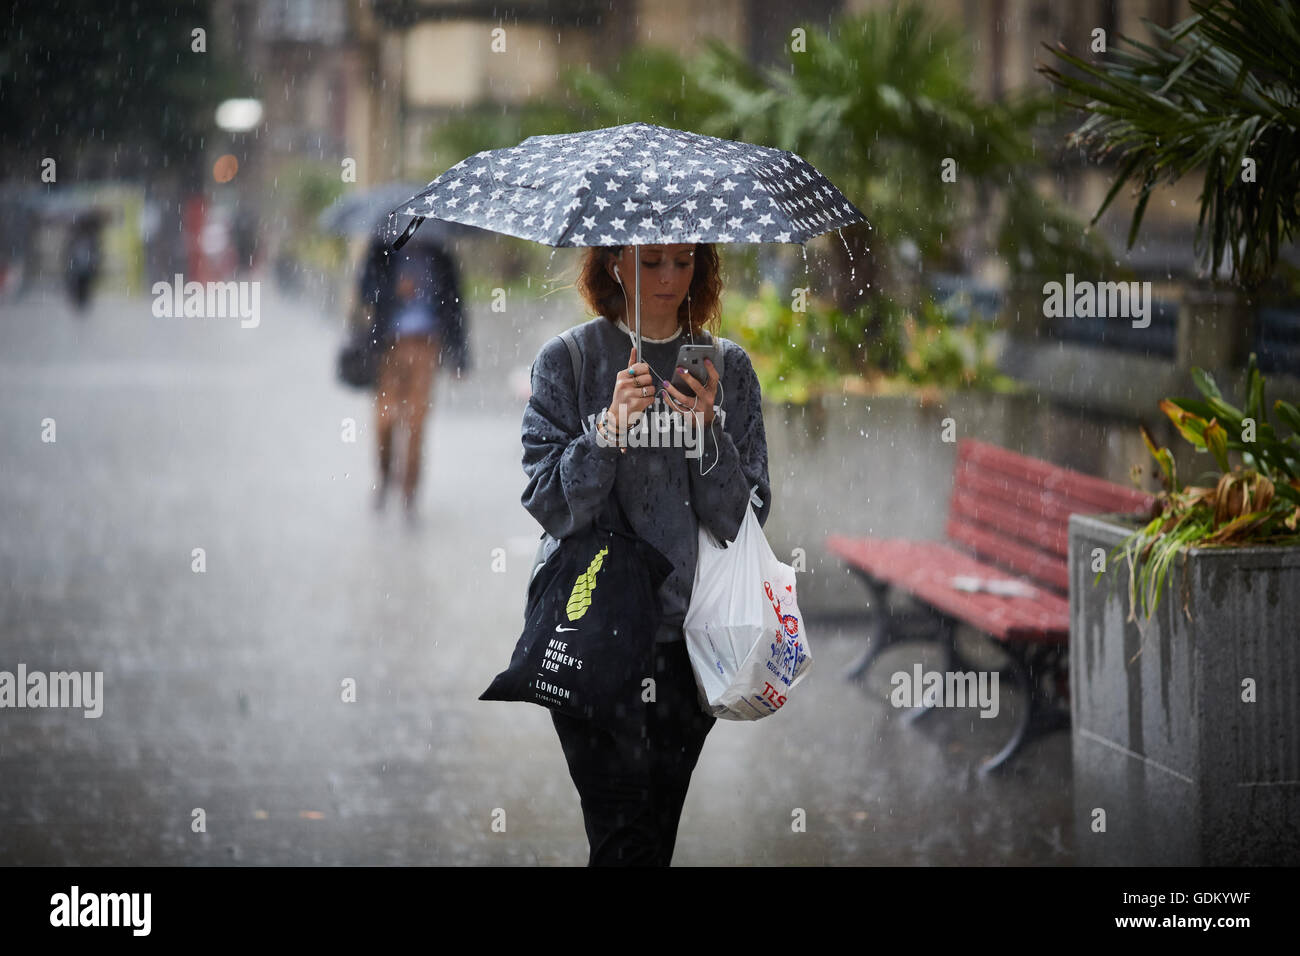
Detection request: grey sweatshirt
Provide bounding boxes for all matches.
[521,315,771,642]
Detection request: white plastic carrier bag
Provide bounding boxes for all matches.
[684,500,812,720]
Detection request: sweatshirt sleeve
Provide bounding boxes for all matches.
[521,335,622,539]
[687,343,771,543]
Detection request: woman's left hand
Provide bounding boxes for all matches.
[662,359,719,428]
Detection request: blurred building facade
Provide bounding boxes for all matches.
[223,0,1205,229]
[5,0,1286,382]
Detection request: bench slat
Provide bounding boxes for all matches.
[949,486,1071,557]
[945,515,1070,592]
[954,464,1137,530]
[958,441,1153,515]
[826,536,1069,642]
[948,440,1153,592]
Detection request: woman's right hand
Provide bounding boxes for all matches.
[608,347,656,433]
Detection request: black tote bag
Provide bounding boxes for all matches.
[337,329,380,388]
[480,493,673,733]
[337,311,383,390]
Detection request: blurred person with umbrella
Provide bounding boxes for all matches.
[390,123,863,864]
[354,223,469,520]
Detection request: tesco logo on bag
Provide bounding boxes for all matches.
[761,682,787,709]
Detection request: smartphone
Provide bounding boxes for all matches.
[670,343,718,392]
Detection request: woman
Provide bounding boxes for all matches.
[357,233,469,519]
[521,242,771,865]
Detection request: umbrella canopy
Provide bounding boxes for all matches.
[318,181,469,244]
[387,121,867,352]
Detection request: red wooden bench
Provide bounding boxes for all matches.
[827,438,1154,773]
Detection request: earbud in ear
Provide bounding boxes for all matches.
[613,264,621,280]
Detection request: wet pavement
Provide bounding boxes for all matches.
[0,282,1072,865]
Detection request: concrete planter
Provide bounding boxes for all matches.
[1068,513,1300,865]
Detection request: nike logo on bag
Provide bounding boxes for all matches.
[555,625,578,632]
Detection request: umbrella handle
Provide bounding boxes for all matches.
[633,242,641,358]
[392,216,425,251]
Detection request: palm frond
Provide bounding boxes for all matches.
[1042,0,1300,287]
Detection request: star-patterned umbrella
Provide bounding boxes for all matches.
[386,121,866,354]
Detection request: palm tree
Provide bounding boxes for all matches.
[426,3,1107,376]
[1041,0,1300,290]
[687,3,1108,325]
[426,47,729,177]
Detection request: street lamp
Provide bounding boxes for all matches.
[215,99,263,132]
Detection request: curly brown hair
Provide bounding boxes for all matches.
[577,244,724,337]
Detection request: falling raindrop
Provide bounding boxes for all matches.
[837,227,857,283]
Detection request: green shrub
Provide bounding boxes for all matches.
[723,282,1018,402]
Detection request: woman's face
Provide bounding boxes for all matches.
[607,244,695,325]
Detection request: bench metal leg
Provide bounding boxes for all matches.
[977,648,1034,774]
[844,573,892,681]
[901,617,958,726]
[978,643,1070,776]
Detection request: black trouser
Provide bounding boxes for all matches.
[550,638,715,866]
[68,271,94,311]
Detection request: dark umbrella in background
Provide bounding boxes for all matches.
[317,181,472,244]
[386,121,867,355]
